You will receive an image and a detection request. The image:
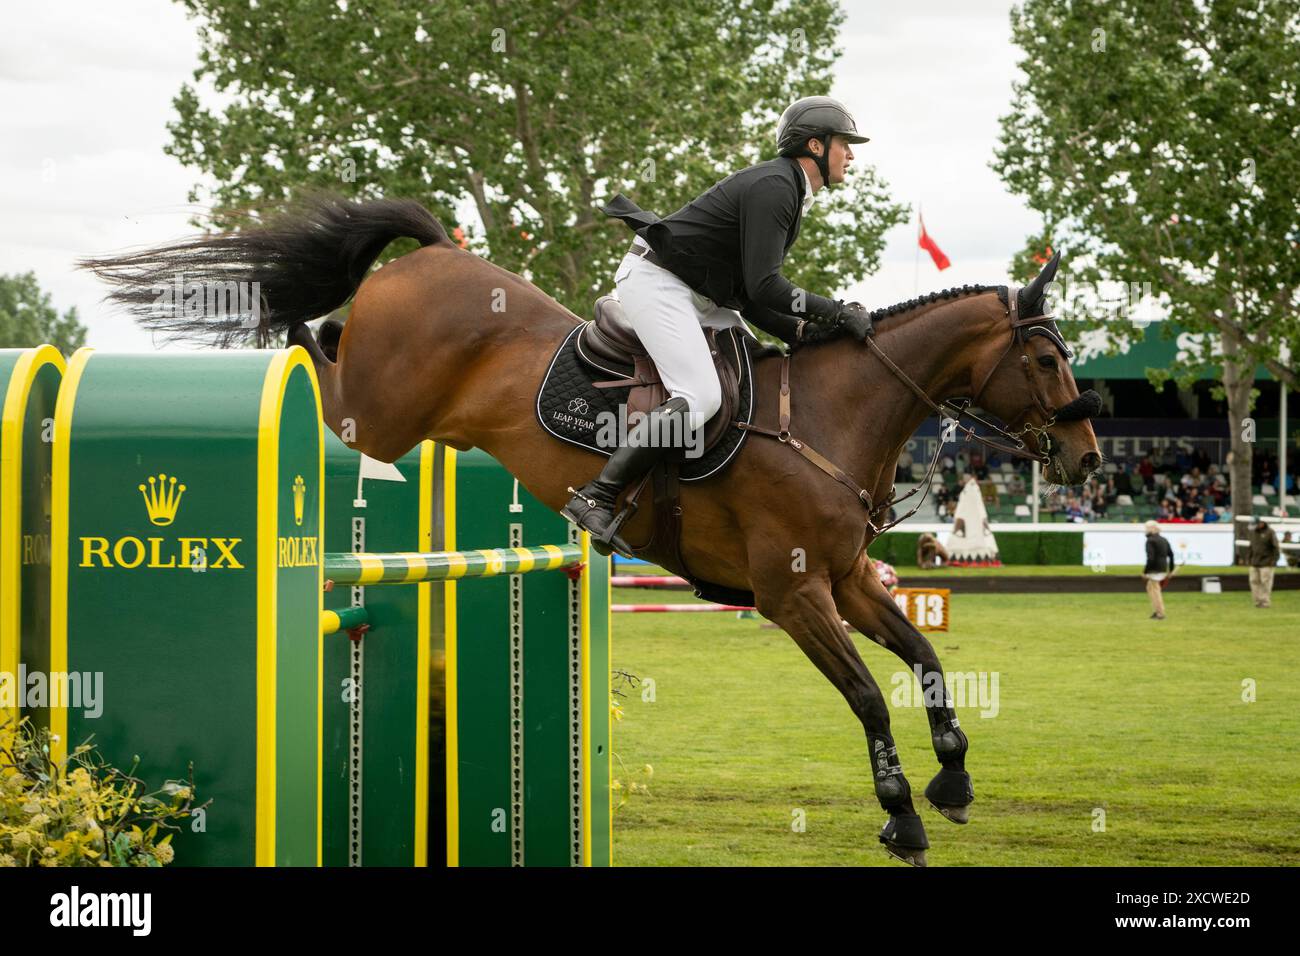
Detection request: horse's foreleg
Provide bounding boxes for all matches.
[831,551,975,825]
[751,570,931,866]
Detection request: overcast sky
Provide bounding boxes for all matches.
[0,0,1039,351]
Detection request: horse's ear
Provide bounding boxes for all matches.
[1018,248,1062,315]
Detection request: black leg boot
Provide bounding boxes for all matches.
[562,396,693,554]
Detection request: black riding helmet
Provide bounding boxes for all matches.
[776,96,870,188]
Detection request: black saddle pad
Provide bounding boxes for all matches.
[535,322,755,481]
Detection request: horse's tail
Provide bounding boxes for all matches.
[78,193,447,348]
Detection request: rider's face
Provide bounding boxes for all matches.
[828,135,854,184]
[810,135,854,185]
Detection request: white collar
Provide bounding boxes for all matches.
[799,163,816,214]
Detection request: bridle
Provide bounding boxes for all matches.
[736,284,1083,535]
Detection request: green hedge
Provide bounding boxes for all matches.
[868,530,1084,566]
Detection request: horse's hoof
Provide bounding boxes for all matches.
[924,767,973,824]
[883,844,927,868]
[878,812,929,867]
[929,801,970,825]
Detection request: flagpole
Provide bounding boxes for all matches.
[913,204,921,295]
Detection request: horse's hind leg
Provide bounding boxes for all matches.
[831,551,975,825]
[751,571,931,866]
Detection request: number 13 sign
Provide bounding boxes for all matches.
[891,588,950,631]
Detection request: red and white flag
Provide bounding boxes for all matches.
[918,212,950,271]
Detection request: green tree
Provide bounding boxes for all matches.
[0,273,87,353]
[167,0,904,320]
[993,0,1300,520]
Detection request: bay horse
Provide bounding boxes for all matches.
[81,195,1100,865]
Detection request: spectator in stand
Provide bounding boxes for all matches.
[1247,518,1280,609]
[1142,520,1175,620]
[1104,476,1119,503]
[969,447,987,480]
[1008,472,1026,496]
[1203,504,1221,523]
[1209,476,1228,507]
[1065,495,1085,522]
[934,483,952,519]
[1255,451,1278,489]
[1092,492,1108,519]
[1282,532,1300,569]
[1081,494,1094,521]
[1180,487,1201,520]
[1156,500,1175,522]
[896,446,914,483]
[1114,465,1133,497]
[1138,455,1155,490]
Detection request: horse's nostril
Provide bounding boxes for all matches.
[1081,451,1101,473]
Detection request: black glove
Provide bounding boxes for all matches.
[796,319,843,345]
[836,301,874,341]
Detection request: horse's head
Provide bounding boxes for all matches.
[969,251,1101,486]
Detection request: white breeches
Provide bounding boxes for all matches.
[613,238,752,431]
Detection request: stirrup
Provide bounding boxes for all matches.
[593,500,638,555]
[563,486,636,558]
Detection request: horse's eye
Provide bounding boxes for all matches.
[1037,355,1057,370]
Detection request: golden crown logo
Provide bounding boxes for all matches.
[139,473,186,526]
[293,475,305,526]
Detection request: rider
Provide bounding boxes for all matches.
[562,95,877,551]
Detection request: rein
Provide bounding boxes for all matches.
[736,285,1066,535]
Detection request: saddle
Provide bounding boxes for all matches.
[574,295,740,455]
[535,295,766,606]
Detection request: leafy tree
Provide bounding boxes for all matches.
[993,0,1300,518]
[166,0,904,321]
[0,273,87,353]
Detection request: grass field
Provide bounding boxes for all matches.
[609,579,1300,866]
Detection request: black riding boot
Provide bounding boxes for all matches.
[562,396,694,554]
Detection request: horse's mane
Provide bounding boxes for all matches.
[867,284,1004,324]
[790,283,1007,349]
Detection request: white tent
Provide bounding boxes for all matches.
[947,476,1001,566]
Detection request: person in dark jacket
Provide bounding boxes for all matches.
[1247,518,1281,608]
[563,96,876,551]
[1142,519,1175,619]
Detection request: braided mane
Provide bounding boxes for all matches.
[868,284,1003,323]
